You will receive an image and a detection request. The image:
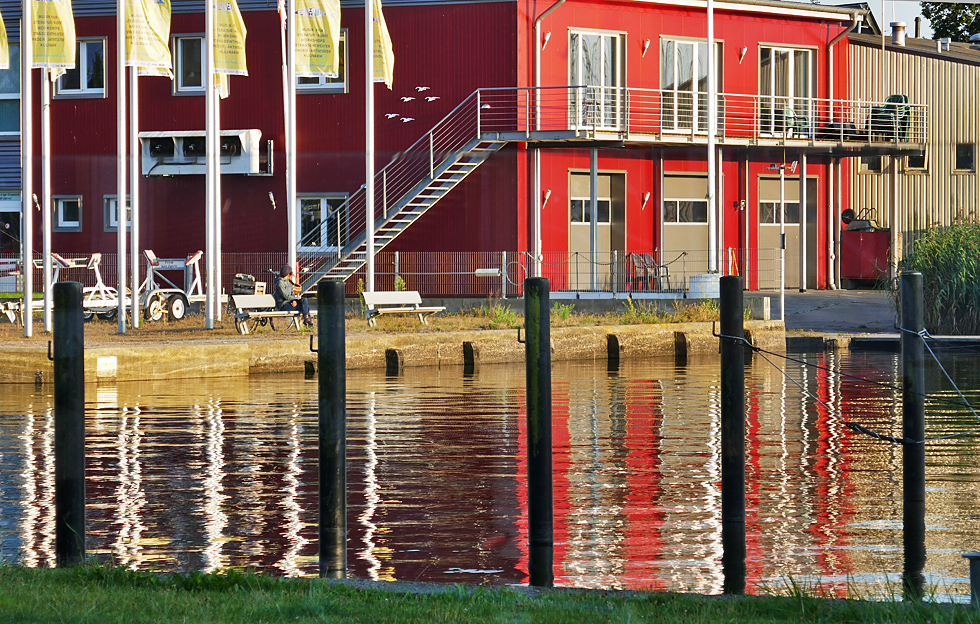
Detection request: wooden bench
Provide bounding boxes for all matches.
[230,293,316,335]
[362,291,445,327]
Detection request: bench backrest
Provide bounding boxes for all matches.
[231,294,277,309]
[362,290,422,307]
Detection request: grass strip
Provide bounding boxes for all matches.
[1,565,978,623]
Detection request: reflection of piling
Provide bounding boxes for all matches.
[901,272,926,601]
[318,280,347,579]
[719,275,746,595]
[53,281,85,567]
[525,277,553,587]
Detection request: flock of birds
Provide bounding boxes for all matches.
[386,86,440,123]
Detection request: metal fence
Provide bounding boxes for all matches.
[1,249,783,299]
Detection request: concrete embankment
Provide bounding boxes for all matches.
[0,320,785,384]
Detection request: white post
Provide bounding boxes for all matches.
[117,0,128,333]
[706,0,717,273]
[365,0,375,292]
[41,72,51,332]
[799,152,807,292]
[287,0,297,274]
[131,67,140,326]
[533,148,541,277]
[590,147,598,290]
[215,86,222,320]
[21,8,33,338]
[780,165,786,322]
[205,0,216,328]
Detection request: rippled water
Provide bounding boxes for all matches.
[2,349,980,599]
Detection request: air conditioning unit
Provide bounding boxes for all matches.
[139,129,264,176]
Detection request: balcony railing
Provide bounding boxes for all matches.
[478,86,927,146]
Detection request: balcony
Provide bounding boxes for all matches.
[476,87,926,153]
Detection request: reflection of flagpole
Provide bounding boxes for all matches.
[365,0,374,292]
[287,0,296,275]
[130,67,140,328]
[117,0,128,333]
[21,10,33,338]
[41,72,51,332]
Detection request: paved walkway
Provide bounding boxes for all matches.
[778,289,896,334]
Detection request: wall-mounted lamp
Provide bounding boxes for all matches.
[541,189,552,210]
[542,31,552,50]
[32,193,40,211]
[268,192,277,210]
[738,46,748,64]
[641,191,651,210]
[642,39,652,58]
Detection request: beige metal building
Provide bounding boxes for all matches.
[848,29,980,275]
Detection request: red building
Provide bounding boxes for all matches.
[6,0,924,294]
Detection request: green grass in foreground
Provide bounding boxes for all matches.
[1,566,979,623]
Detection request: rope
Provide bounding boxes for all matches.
[898,326,980,425]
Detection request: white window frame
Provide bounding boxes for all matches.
[104,195,131,232]
[55,39,107,99]
[54,196,83,232]
[660,38,722,134]
[174,35,205,94]
[0,44,20,135]
[759,46,815,138]
[298,195,349,252]
[569,29,624,131]
[297,29,348,93]
[662,198,709,224]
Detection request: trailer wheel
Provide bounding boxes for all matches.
[97,308,118,321]
[167,294,188,320]
[144,297,165,322]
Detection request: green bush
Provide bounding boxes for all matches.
[898,222,980,335]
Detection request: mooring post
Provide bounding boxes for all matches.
[719,275,746,594]
[318,280,347,579]
[901,272,926,601]
[525,277,553,587]
[963,552,980,607]
[53,281,85,567]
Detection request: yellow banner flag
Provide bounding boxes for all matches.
[126,0,172,75]
[32,0,76,70]
[373,0,393,89]
[214,0,247,76]
[294,0,340,78]
[215,71,230,99]
[0,12,9,70]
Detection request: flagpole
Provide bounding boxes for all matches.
[205,0,216,329]
[287,0,296,275]
[21,11,33,338]
[365,0,374,293]
[706,0,717,273]
[117,0,128,333]
[130,66,140,328]
[41,71,51,332]
[215,82,222,320]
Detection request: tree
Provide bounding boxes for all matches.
[921,3,980,41]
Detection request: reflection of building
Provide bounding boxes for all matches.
[0,0,929,294]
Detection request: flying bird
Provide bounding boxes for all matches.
[385,113,399,119]
[400,96,415,102]
[425,96,440,102]
[415,86,431,92]
[400,117,415,123]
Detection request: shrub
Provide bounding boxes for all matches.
[898,222,980,335]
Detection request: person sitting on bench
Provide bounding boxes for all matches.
[273,265,314,328]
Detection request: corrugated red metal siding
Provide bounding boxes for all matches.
[42,2,519,257]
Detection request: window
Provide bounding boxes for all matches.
[661,39,722,133]
[570,198,611,224]
[662,199,708,223]
[859,155,883,174]
[297,30,347,93]
[760,47,813,137]
[55,197,82,232]
[175,36,204,93]
[56,40,105,98]
[298,196,348,251]
[955,143,975,172]
[104,196,131,232]
[569,30,623,129]
[906,150,927,172]
[758,201,800,224]
[0,45,19,134]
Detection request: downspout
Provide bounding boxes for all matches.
[826,13,860,290]
[533,0,567,278]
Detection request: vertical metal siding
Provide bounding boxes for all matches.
[850,41,980,245]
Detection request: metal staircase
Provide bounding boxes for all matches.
[297,89,511,292]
